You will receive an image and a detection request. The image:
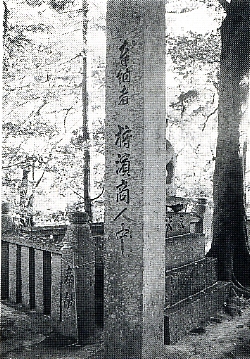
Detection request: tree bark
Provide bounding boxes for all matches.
[3,2,8,39]
[207,0,250,286]
[82,50,92,220]
[20,168,30,211]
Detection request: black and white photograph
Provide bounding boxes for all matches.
[1,0,250,358]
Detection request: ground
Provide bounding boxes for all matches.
[1,300,250,359]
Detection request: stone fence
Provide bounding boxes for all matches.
[1,213,104,344]
[2,209,207,345]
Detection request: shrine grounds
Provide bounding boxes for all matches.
[1,299,250,359]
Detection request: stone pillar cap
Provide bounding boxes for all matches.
[2,202,10,214]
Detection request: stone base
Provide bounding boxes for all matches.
[166,233,205,270]
[165,257,218,307]
[164,281,231,344]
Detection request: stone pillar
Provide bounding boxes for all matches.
[60,212,95,343]
[105,1,166,358]
[1,241,9,300]
[1,202,14,234]
[193,198,207,234]
[21,246,30,307]
[60,236,77,339]
[51,253,62,320]
[9,243,17,303]
[35,249,44,313]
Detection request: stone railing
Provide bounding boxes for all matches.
[166,197,207,237]
[1,212,98,344]
[22,225,67,242]
[2,205,207,344]
[166,212,191,237]
[165,207,206,270]
[1,233,63,313]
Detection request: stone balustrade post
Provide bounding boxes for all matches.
[194,198,207,234]
[60,211,95,343]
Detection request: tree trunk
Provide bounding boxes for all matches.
[20,168,30,211]
[82,51,92,220]
[207,0,250,286]
[83,1,93,221]
[3,2,8,39]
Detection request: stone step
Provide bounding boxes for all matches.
[165,257,218,307]
[164,281,231,344]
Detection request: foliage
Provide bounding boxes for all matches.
[208,0,250,286]
[164,3,225,199]
[4,0,243,220]
[2,0,87,214]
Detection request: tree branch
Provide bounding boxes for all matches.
[63,107,73,133]
[202,107,218,132]
[2,160,26,169]
[35,169,46,188]
[35,99,48,116]
[4,98,40,117]
[68,186,85,200]
[3,1,9,39]
[91,187,104,202]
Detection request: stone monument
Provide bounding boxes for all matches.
[60,211,95,343]
[105,1,166,358]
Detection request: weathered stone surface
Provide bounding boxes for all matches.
[29,247,35,309]
[76,222,95,343]
[51,253,62,321]
[1,241,9,300]
[1,214,14,234]
[60,244,77,339]
[59,212,95,343]
[3,234,62,254]
[21,246,30,307]
[165,257,218,307]
[9,243,17,303]
[105,1,166,357]
[34,249,44,313]
[166,213,191,237]
[164,281,231,344]
[165,233,205,269]
[29,225,67,242]
[16,245,22,303]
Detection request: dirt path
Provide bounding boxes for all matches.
[1,300,250,358]
[1,302,103,359]
[165,304,250,359]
